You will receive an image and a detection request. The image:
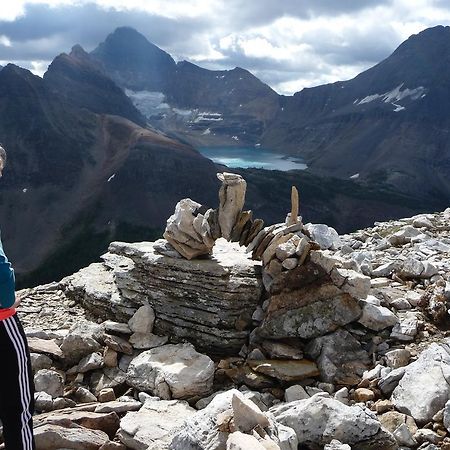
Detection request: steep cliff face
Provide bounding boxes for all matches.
[44,44,145,126]
[90,26,177,92]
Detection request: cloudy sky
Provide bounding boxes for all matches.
[0,0,449,94]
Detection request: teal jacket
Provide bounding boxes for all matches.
[0,232,15,308]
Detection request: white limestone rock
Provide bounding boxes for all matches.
[358,300,399,331]
[231,393,270,432]
[391,342,450,424]
[34,423,110,450]
[128,304,155,334]
[60,321,103,365]
[271,393,396,448]
[34,369,64,399]
[305,223,342,250]
[226,432,268,450]
[118,398,195,450]
[126,343,214,399]
[390,314,419,341]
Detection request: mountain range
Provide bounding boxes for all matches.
[85,26,450,202]
[0,25,447,286]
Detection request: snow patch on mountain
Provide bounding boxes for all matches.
[355,84,426,112]
[125,89,170,117]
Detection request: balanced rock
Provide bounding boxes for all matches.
[218,172,247,240]
[164,198,215,259]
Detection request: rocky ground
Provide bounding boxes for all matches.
[4,207,450,450]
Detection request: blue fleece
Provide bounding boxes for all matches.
[0,231,15,308]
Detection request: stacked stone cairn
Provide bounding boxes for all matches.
[8,172,450,449]
[162,172,264,259]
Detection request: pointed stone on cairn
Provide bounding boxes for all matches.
[286,186,300,226]
[217,172,247,240]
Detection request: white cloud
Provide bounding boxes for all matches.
[2,0,450,94]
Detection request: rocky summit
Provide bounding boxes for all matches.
[6,174,450,450]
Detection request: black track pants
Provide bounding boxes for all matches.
[0,314,35,450]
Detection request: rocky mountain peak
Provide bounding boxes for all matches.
[90,26,176,91]
[70,43,87,58]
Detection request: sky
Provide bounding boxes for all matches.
[0,0,449,94]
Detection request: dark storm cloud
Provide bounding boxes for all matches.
[0,2,210,60]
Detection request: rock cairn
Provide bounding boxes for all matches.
[6,176,450,449]
[162,172,263,259]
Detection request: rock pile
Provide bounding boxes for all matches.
[5,176,450,449]
[162,172,264,259]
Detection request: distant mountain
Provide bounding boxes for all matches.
[90,27,176,92]
[262,25,450,201]
[2,26,448,287]
[90,27,279,146]
[44,44,145,126]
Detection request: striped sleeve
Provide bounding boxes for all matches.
[0,232,15,308]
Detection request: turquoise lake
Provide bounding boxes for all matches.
[198,147,307,171]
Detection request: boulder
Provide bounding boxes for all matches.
[358,300,398,331]
[170,389,297,450]
[34,423,110,450]
[391,342,450,424]
[306,329,370,385]
[259,260,362,340]
[226,432,268,449]
[34,369,64,399]
[271,393,396,449]
[128,305,155,334]
[305,224,342,250]
[170,389,241,449]
[77,352,104,373]
[62,262,137,323]
[118,398,194,450]
[102,238,263,355]
[60,321,103,365]
[126,343,215,399]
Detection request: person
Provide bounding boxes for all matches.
[0,145,35,450]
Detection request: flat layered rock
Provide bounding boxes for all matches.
[62,262,138,323]
[34,423,110,450]
[69,238,263,355]
[248,359,320,382]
